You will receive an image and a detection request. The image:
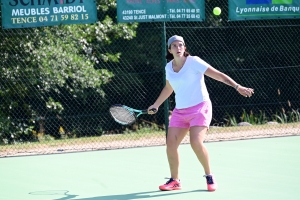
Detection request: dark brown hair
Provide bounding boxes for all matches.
[165,49,191,60]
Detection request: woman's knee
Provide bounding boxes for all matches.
[190,138,205,149]
[166,140,178,153]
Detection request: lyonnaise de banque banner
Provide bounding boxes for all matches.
[1,0,97,29]
[229,0,300,21]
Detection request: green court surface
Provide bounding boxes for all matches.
[1,136,299,200]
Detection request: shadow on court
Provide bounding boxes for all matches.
[76,190,207,200]
[30,190,207,200]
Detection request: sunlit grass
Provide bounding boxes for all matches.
[208,122,300,134]
[1,109,299,153]
[1,122,299,153]
[0,130,166,151]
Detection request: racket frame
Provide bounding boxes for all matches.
[109,104,155,125]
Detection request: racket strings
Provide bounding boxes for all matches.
[109,107,136,125]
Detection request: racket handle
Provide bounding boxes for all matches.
[142,108,157,114]
[149,108,157,113]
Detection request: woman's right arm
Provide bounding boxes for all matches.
[148,80,173,113]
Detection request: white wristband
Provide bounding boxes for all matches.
[235,84,240,91]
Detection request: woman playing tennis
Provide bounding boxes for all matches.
[148,35,254,191]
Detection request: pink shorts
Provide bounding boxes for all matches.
[169,101,212,129]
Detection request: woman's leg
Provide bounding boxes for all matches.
[189,126,211,175]
[166,127,189,179]
[189,126,217,191]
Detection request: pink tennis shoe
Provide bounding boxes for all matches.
[204,174,218,191]
[159,178,182,191]
[159,175,217,191]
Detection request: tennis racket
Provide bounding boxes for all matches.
[109,104,157,125]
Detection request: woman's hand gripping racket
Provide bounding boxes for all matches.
[109,104,157,125]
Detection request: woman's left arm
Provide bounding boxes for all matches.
[204,66,254,97]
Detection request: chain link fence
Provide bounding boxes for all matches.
[1,0,300,157]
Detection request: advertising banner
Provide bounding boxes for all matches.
[1,0,97,29]
[229,0,300,21]
[117,0,205,22]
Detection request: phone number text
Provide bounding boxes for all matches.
[11,13,90,24]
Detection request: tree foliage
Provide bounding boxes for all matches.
[0,1,138,141]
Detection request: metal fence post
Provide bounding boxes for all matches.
[162,22,169,138]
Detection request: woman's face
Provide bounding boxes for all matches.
[168,41,186,58]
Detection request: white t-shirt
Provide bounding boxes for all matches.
[165,56,210,109]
